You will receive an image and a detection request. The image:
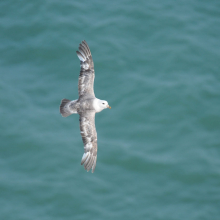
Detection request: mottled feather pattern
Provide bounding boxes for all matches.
[79,111,97,173]
[77,41,95,98]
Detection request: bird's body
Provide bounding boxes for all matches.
[60,40,110,173]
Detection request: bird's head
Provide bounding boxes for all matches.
[97,100,111,112]
[93,99,111,112]
[99,100,111,110]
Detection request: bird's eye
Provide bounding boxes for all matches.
[102,103,105,105]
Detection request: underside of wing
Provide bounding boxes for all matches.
[76,40,95,98]
[79,111,97,173]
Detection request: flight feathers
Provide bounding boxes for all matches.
[60,99,72,117]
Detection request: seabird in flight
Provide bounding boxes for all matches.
[60,40,111,173]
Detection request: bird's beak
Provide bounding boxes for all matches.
[107,105,111,109]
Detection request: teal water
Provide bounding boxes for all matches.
[1,0,220,219]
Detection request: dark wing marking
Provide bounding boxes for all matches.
[76,40,95,98]
[79,111,97,173]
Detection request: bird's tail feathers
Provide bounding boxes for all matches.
[60,99,77,117]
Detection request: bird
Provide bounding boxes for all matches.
[60,40,111,173]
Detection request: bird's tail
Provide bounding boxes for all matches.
[60,99,77,117]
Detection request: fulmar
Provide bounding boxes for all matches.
[60,40,111,173]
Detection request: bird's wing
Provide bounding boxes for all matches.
[79,111,97,173]
[76,40,95,99]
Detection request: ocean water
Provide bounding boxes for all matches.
[1,0,220,219]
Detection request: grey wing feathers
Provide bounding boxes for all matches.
[77,40,95,98]
[79,111,97,173]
